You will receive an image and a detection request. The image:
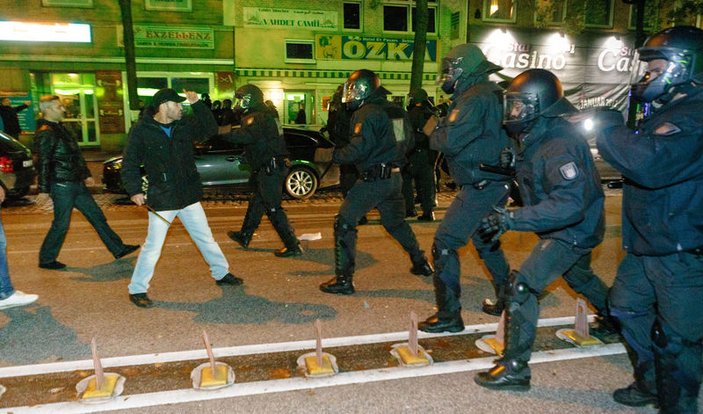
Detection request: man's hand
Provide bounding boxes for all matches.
[500,147,516,170]
[478,207,514,244]
[184,91,199,105]
[131,193,146,206]
[84,177,95,187]
[422,115,439,136]
[0,186,5,203]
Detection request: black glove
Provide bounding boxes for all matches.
[499,147,516,170]
[478,207,514,244]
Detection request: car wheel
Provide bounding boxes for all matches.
[285,166,318,199]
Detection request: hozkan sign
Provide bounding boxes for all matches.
[316,35,437,62]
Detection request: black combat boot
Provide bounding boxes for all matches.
[482,284,506,317]
[274,244,303,257]
[228,231,252,248]
[410,256,434,276]
[474,358,531,391]
[319,275,355,295]
[419,274,464,333]
[613,361,657,407]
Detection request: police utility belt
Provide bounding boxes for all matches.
[361,163,400,182]
[260,156,288,175]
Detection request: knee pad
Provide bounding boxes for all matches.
[431,241,456,264]
[334,214,356,236]
[652,320,685,355]
[508,271,532,305]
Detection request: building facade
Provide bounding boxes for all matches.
[0,0,695,150]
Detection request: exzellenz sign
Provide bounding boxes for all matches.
[470,27,636,111]
[244,7,337,30]
[131,25,214,49]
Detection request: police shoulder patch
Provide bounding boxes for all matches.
[244,115,255,126]
[448,109,460,123]
[354,122,362,135]
[559,161,579,180]
[653,122,682,136]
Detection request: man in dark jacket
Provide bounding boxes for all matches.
[35,95,139,270]
[318,69,433,295]
[474,69,611,391]
[418,44,512,333]
[224,84,302,257]
[595,26,703,413]
[122,88,242,308]
[402,88,436,221]
[0,98,30,138]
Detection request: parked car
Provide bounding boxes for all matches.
[102,127,339,199]
[0,130,36,200]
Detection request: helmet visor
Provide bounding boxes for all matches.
[631,49,694,101]
[436,57,464,92]
[233,93,251,110]
[503,92,539,125]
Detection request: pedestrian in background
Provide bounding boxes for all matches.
[595,26,703,413]
[418,44,512,333]
[319,69,433,295]
[224,84,302,258]
[402,88,436,221]
[474,69,614,391]
[0,185,38,310]
[122,88,243,308]
[0,97,31,138]
[35,95,139,270]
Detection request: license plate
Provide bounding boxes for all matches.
[23,160,33,167]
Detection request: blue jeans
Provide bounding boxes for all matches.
[0,210,14,299]
[128,202,230,294]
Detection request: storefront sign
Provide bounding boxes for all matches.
[316,35,437,62]
[42,0,93,7]
[96,71,125,134]
[144,0,191,12]
[244,7,337,30]
[133,25,213,49]
[470,27,636,111]
[0,21,91,43]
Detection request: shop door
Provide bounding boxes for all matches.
[51,73,99,146]
[285,91,313,125]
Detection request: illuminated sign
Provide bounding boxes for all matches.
[42,0,93,7]
[145,0,191,12]
[316,35,436,61]
[0,21,91,43]
[132,25,214,49]
[244,7,337,30]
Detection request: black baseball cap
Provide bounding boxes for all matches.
[152,88,186,106]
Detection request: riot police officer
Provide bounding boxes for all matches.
[319,69,433,295]
[224,84,302,257]
[595,26,703,413]
[473,69,612,391]
[402,88,437,221]
[418,44,512,332]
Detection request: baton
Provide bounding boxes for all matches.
[143,204,171,224]
[479,163,515,177]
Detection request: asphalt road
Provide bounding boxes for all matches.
[0,189,698,413]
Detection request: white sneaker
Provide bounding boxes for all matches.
[0,291,39,310]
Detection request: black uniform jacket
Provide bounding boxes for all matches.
[513,115,605,249]
[596,87,703,255]
[223,106,287,172]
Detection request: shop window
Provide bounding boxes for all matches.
[482,0,516,23]
[171,78,210,95]
[534,0,566,26]
[343,2,362,31]
[285,40,315,64]
[628,3,657,30]
[585,0,613,28]
[383,2,437,34]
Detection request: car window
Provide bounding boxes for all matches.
[284,132,315,148]
[200,136,243,153]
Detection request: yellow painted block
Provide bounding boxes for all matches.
[305,355,334,376]
[563,330,601,346]
[396,346,429,366]
[483,337,505,355]
[82,375,118,399]
[199,365,229,388]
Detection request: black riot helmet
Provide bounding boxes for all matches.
[234,84,264,113]
[342,69,381,111]
[503,69,575,135]
[631,26,703,103]
[437,44,502,94]
[407,88,429,108]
